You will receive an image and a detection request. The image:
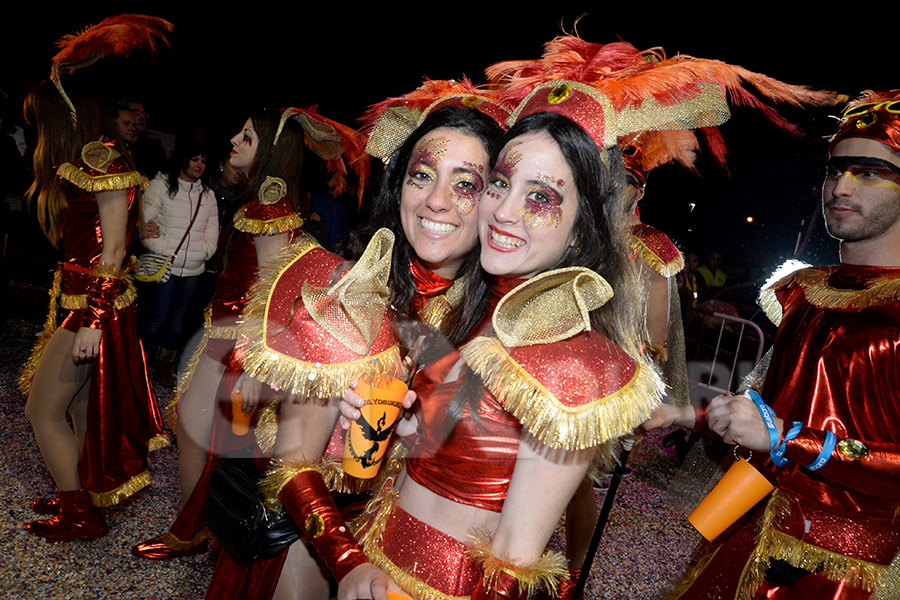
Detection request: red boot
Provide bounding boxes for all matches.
[31,496,61,515]
[25,488,108,542]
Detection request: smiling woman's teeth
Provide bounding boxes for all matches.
[491,229,524,248]
[420,218,457,234]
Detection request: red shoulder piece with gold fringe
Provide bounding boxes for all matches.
[57,141,143,193]
[460,268,663,451]
[629,223,683,278]
[240,229,402,400]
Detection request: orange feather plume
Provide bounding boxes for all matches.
[51,14,173,79]
[488,36,845,170]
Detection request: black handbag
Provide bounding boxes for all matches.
[205,458,302,563]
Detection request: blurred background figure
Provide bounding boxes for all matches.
[138,139,219,387]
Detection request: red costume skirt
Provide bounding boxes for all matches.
[20,265,168,506]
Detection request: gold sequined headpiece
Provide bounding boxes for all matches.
[361,78,511,164]
[272,106,370,205]
[830,90,900,154]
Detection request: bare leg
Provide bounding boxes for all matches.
[564,478,598,570]
[25,327,92,491]
[176,354,226,505]
[271,541,331,600]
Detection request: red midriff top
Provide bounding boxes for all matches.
[405,277,524,512]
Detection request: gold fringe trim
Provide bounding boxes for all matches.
[241,238,402,399]
[254,396,280,456]
[466,528,568,598]
[232,205,304,235]
[59,278,138,310]
[18,267,137,395]
[89,469,151,507]
[629,234,684,278]
[18,268,63,396]
[91,261,127,279]
[148,434,170,452]
[207,322,242,340]
[586,439,622,485]
[170,311,213,430]
[260,460,322,512]
[736,492,887,597]
[418,278,465,333]
[757,261,900,326]
[57,162,143,193]
[163,529,209,550]
[461,337,663,450]
[355,485,469,600]
[874,548,900,600]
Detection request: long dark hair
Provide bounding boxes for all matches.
[344,106,503,347]
[446,112,645,430]
[244,108,307,215]
[164,139,210,196]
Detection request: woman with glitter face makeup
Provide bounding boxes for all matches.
[133,107,347,561]
[336,108,662,600]
[201,91,506,600]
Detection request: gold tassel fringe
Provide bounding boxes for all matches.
[260,460,322,512]
[628,234,684,278]
[89,469,151,507]
[758,262,900,327]
[232,205,304,236]
[461,337,662,450]
[168,315,212,431]
[737,492,886,597]
[57,162,143,193]
[873,548,900,600]
[148,434,170,452]
[466,528,568,598]
[18,268,63,395]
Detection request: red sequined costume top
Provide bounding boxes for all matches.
[359,269,663,598]
[677,263,900,599]
[19,141,168,507]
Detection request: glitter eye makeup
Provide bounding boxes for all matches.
[494,142,524,180]
[449,169,485,217]
[521,181,564,229]
[405,137,449,190]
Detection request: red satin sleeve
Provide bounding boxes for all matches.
[781,427,900,498]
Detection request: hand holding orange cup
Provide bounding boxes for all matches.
[342,377,408,479]
[230,388,252,436]
[688,450,775,541]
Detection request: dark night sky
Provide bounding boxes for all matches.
[4,5,894,273]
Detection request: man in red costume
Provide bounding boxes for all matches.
[652,90,900,599]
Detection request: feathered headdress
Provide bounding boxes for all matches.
[488,37,845,165]
[360,78,510,164]
[50,14,174,116]
[275,107,370,206]
[830,89,900,154]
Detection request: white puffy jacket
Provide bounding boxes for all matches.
[141,174,219,277]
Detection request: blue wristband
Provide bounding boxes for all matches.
[771,421,802,466]
[747,390,780,452]
[804,430,837,471]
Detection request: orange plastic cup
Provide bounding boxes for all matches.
[386,594,414,600]
[230,389,252,436]
[688,457,775,541]
[342,377,407,479]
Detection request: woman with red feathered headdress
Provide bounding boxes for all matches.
[18,14,174,541]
